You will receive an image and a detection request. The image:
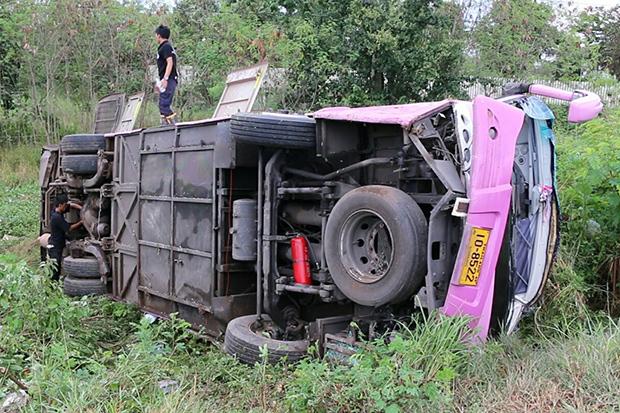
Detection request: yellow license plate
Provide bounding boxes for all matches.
[458,227,491,286]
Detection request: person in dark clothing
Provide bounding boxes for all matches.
[49,194,82,281]
[155,24,179,125]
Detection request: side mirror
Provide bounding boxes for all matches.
[567,90,604,123]
[528,84,603,123]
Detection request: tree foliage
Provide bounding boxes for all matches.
[573,6,620,79]
[471,0,559,79]
[0,3,24,109]
[174,0,466,109]
[1,0,619,145]
[285,0,465,108]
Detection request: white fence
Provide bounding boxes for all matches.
[464,78,620,107]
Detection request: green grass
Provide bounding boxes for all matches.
[1,254,618,412]
[556,108,620,291]
[0,108,619,412]
[0,95,92,146]
[0,145,40,255]
[0,256,473,412]
[0,144,40,186]
[456,322,620,412]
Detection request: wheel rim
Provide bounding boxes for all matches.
[339,209,394,284]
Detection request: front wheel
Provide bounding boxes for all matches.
[324,185,428,307]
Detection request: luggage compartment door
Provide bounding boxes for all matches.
[137,123,219,319]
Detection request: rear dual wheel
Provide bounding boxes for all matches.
[60,134,106,176]
[60,134,106,154]
[61,154,99,175]
[62,256,107,297]
[63,276,107,297]
[63,256,101,279]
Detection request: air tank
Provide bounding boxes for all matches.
[231,199,257,261]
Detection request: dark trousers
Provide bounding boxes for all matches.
[49,247,63,281]
[159,79,177,116]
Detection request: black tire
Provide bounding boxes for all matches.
[63,256,100,279]
[224,314,309,365]
[60,134,106,154]
[324,185,428,307]
[230,112,316,149]
[63,276,107,297]
[61,154,98,175]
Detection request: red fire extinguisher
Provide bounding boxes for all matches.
[291,236,312,285]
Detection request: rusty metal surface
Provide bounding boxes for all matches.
[142,124,214,311]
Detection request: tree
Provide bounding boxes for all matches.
[284,0,466,109]
[173,0,295,109]
[574,6,620,79]
[7,0,165,142]
[471,0,559,79]
[553,29,600,81]
[175,0,466,110]
[0,3,24,109]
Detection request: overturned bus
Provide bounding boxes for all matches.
[39,82,602,363]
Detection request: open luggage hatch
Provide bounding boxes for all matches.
[93,92,145,133]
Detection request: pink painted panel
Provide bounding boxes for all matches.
[442,96,524,341]
[529,84,574,101]
[528,84,603,123]
[312,100,454,128]
[568,90,603,123]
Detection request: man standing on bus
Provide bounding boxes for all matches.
[155,24,179,125]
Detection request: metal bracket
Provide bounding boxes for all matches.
[452,197,470,217]
[101,183,114,198]
[101,237,115,252]
[83,155,111,189]
[83,243,111,277]
[262,235,288,242]
[277,187,324,197]
[406,130,466,194]
[416,190,457,310]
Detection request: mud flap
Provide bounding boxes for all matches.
[442,96,524,341]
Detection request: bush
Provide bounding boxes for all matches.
[555,108,620,309]
[0,95,92,146]
[557,108,620,260]
[286,315,472,412]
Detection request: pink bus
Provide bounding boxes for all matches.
[40,82,602,363]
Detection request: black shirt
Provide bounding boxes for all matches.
[50,210,70,251]
[157,40,178,81]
